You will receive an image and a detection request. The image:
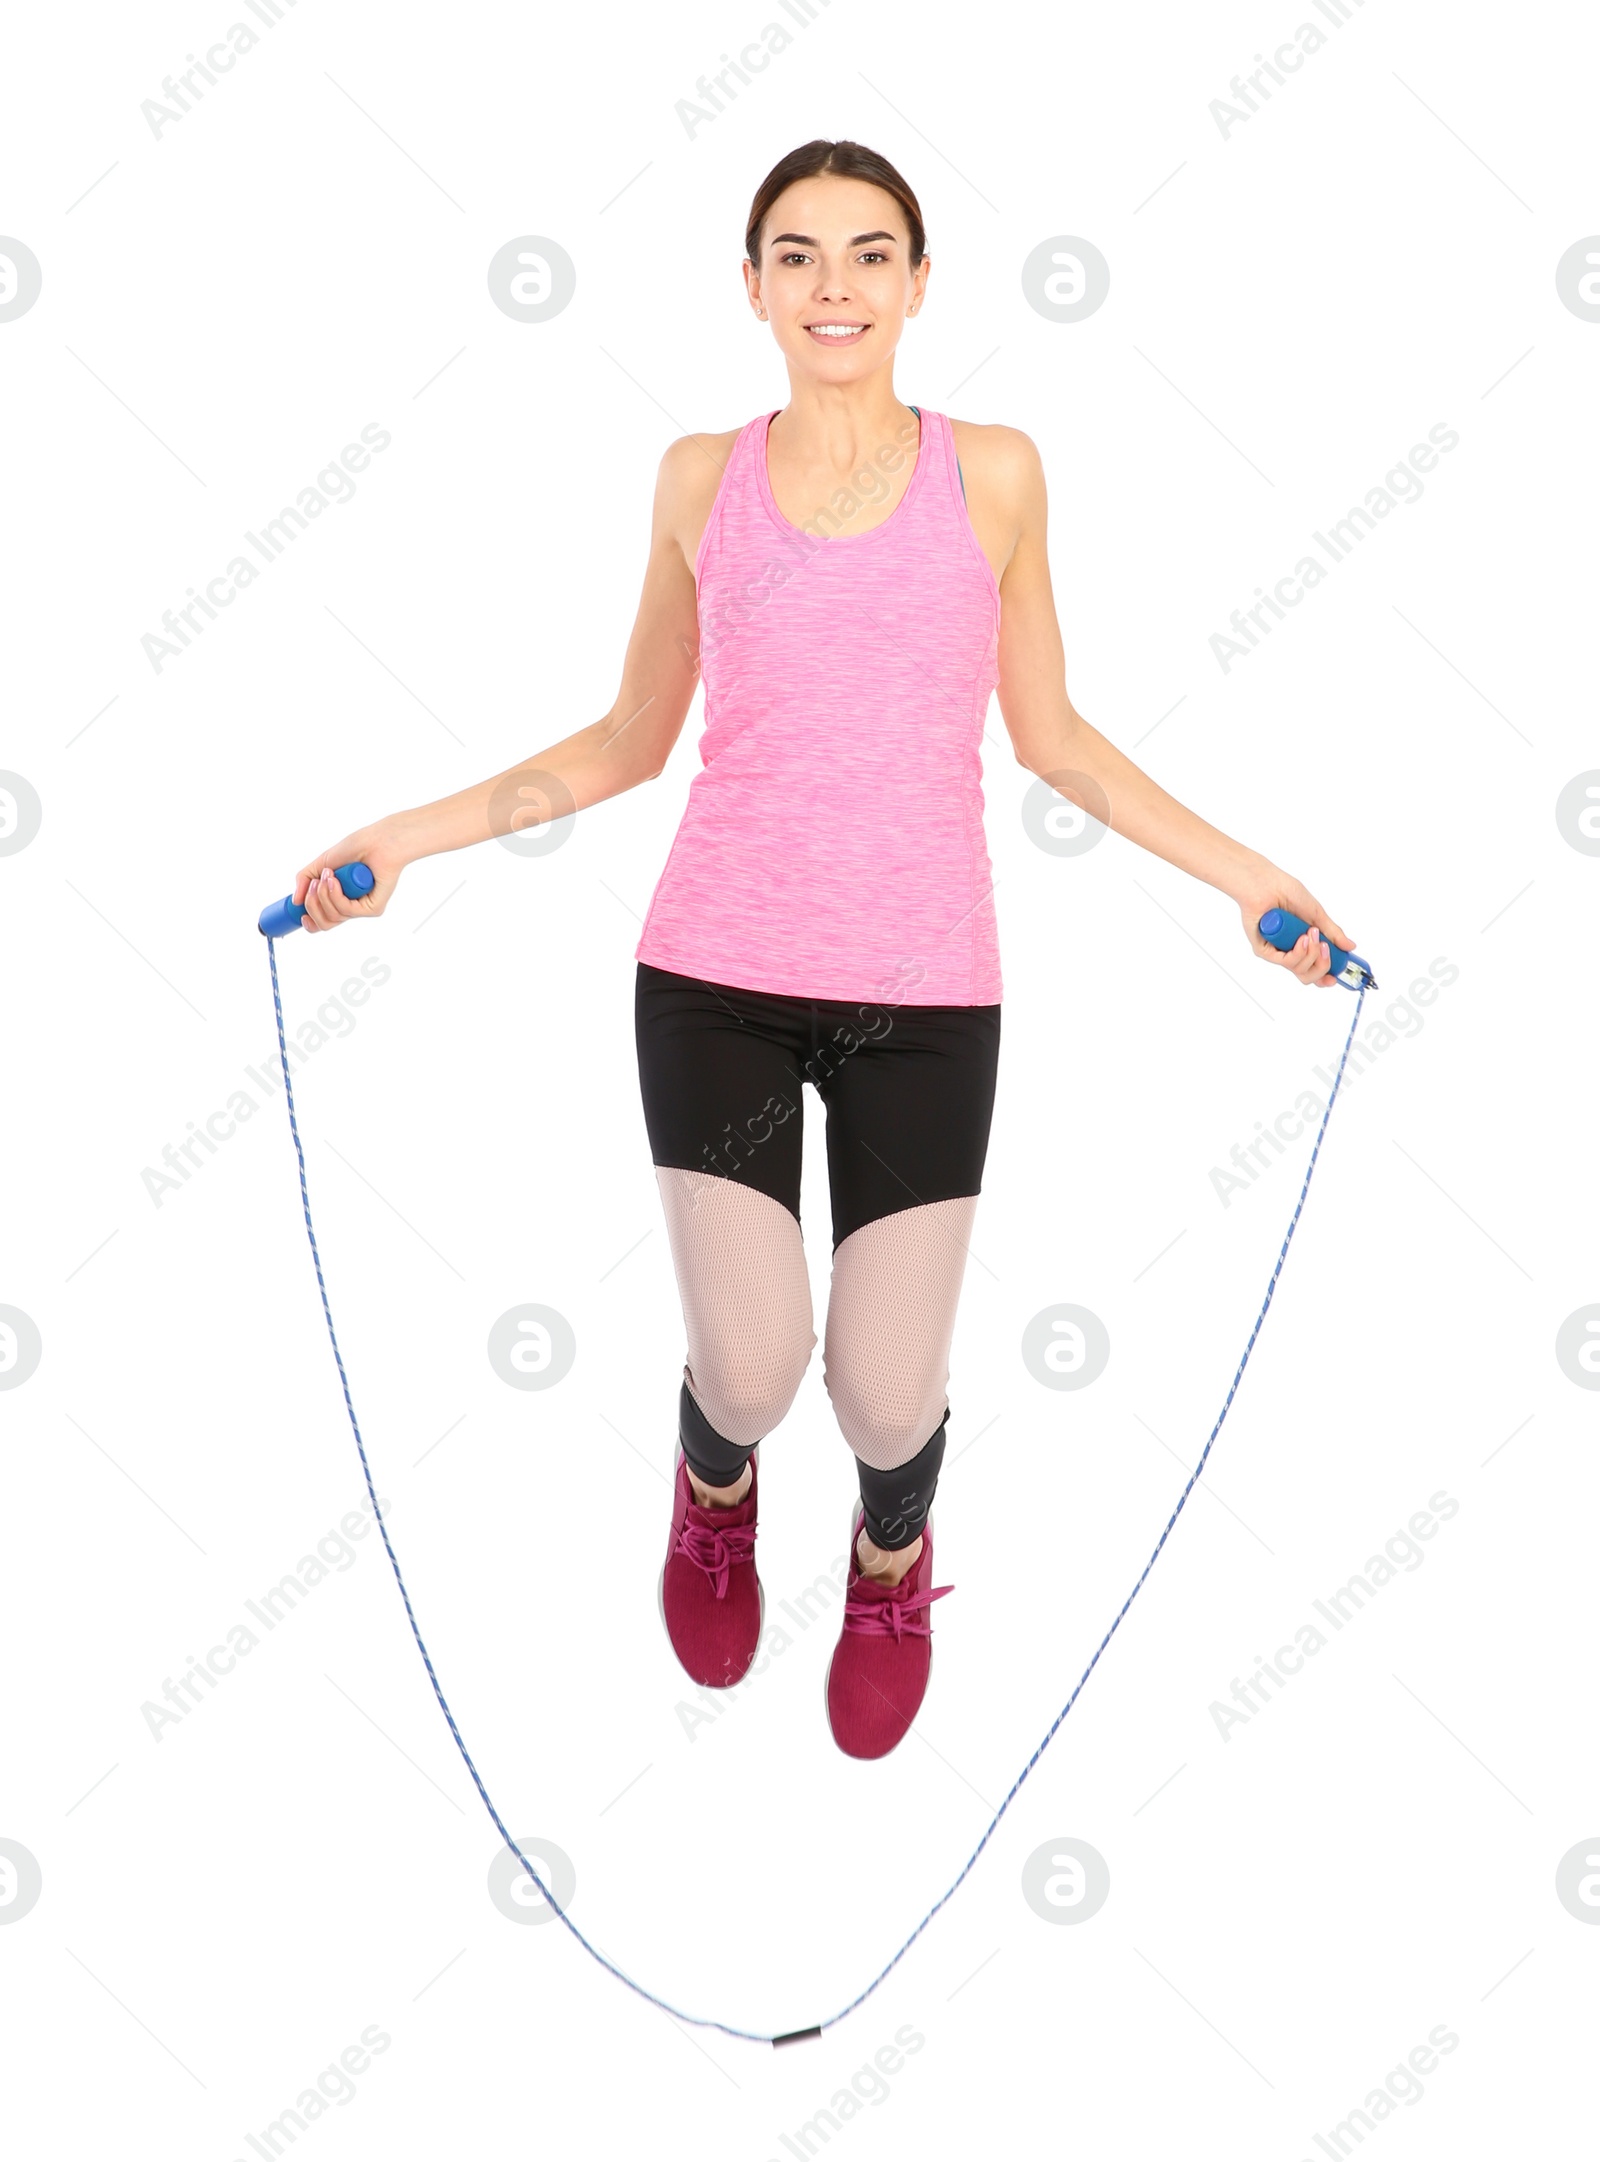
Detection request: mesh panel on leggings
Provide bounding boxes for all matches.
[654,1166,817,1450]
[822,1194,980,1471]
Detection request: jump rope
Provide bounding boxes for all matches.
[259,863,1375,2047]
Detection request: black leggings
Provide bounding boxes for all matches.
[634,961,1001,1550]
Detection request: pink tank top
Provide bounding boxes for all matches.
[633,405,1003,1005]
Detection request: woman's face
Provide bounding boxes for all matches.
[745,174,927,380]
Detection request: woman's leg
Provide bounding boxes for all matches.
[817,997,1002,1576]
[635,964,820,1684]
[814,994,1000,1753]
[635,963,818,1486]
[652,1167,815,1498]
[824,1198,979,1577]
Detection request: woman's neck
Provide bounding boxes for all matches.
[769,376,918,470]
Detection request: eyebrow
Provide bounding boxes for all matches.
[767,231,898,249]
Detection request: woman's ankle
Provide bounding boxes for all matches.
[687,1461,751,1510]
[857,1528,922,1586]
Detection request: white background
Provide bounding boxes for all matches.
[3,1,1595,2154]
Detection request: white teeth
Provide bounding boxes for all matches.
[809,323,865,336]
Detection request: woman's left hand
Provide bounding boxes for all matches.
[1236,864,1357,989]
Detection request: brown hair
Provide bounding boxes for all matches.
[744,140,926,267]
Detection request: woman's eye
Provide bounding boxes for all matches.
[859,251,886,263]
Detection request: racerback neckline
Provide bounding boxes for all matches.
[754,403,933,547]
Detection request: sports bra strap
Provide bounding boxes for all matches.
[911,403,966,503]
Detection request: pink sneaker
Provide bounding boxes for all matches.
[825,1506,954,1759]
[657,1447,763,1688]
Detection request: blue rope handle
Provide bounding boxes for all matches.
[266,933,1366,2046]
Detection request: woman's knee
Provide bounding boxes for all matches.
[823,1359,950,1472]
[687,1322,816,1450]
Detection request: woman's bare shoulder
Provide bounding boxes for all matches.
[659,428,743,496]
[948,417,1044,497]
[657,428,744,563]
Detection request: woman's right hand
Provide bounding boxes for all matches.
[293,819,406,934]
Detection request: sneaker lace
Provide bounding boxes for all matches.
[842,1575,954,1644]
[674,1516,757,1601]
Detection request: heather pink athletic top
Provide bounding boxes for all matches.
[633,405,1004,1005]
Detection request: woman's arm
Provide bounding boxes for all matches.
[293,435,713,933]
[967,424,1357,986]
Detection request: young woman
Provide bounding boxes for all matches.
[286,139,1355,1762]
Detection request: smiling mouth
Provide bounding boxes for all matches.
[804,321,870,342]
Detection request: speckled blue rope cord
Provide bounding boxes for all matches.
[266,931,1365,2047]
